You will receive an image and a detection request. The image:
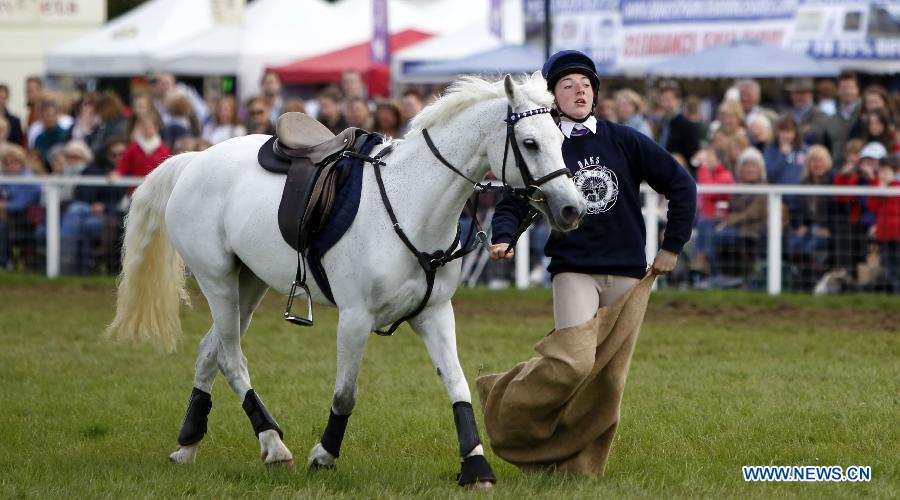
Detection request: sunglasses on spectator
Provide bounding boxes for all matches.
[250,108,266,115]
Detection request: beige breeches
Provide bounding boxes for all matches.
[552,272,641,329]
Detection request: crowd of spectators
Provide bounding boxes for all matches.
[0,69,897,293]
[590,73,899,293]
[0,70,424,275]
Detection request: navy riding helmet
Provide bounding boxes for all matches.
[541,50,600,119]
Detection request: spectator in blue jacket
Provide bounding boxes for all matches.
[0,144,42,270]
[489,50,696,329]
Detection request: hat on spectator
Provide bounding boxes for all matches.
[785,78,815,92]
[860,142,887,160]
[63,140,94,163]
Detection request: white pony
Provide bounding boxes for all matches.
[107,74,585,487]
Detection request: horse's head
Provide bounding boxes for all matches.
[488,74,586,232]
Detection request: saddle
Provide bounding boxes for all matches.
[258,112,366,254]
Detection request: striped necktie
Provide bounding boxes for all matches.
[571,125,590,136]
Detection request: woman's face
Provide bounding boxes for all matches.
[318,98,338,121]
[137,118,158,139]
[217,99,234,123]
[375,108,398,130]
[740,161,762,183]
[248,102,268,125]
[867,113,885,137]
[615,97,635,119]
[865,92,885,112]
[809,155,830,177]
[777,127,796,146]
[132,96,151,116]
[719,109,738,131]
[554,73,594,120]
[348,101,369,126]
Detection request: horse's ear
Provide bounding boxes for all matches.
[503,74,516,105]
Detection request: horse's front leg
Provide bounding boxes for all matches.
[308,309,372,470]
[409,301,496,489]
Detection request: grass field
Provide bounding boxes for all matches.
[1,273,898,499]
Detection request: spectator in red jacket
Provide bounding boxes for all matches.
[692,146,735,276]
[112,113,170,189]
[867,157,900,292]
[832,139,873,275]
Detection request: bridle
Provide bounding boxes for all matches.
[422,105,571,205]
[422,105,571,258]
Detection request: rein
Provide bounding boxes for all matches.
[364,105,568,335]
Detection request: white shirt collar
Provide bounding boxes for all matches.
[560,115,597,138]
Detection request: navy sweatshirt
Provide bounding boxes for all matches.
[492,119,697,279]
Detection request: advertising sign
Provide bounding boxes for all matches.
[523,0,898,71]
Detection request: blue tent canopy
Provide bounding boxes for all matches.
[405,44,545,77]
[646,40,840,78]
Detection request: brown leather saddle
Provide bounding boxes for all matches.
[258,112,365,254]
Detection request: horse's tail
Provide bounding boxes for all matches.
[106,152,197,352]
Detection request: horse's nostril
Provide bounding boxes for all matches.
[561,205,580,225]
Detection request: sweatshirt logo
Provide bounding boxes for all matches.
[573,161,618,214]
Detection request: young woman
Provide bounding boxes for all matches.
[490,50,696,324]
[483,50,696,477]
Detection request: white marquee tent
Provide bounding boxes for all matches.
[45,0,498,91]
[234,0,494,98]
[45,0,215,76]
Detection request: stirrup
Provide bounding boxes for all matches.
[284,280,314,326]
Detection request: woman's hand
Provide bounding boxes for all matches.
[651,249,678,275]
[488,243,514,260]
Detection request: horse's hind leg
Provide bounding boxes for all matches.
[409,301,495,488]
[170,265,291,465]
[308,309,372,470]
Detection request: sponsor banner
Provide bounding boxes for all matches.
[619,0,796,25]
[523,0,898,70]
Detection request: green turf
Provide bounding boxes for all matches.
[0,274,897,499]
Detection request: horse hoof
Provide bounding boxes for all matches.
[457,454,497,488]
[168,444,199,464]
[308,459,336,472]
[466,480,495,491]
[264,457,295,468]
[306,442,336,471]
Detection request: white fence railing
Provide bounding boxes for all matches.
[2,175,899,294]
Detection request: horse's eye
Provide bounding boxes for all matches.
[523,138,539,151]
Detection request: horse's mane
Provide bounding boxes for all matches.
[408,73,552,132]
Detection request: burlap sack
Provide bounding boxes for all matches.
[476,274,655,476]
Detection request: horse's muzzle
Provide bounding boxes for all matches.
[559,202,585,231]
